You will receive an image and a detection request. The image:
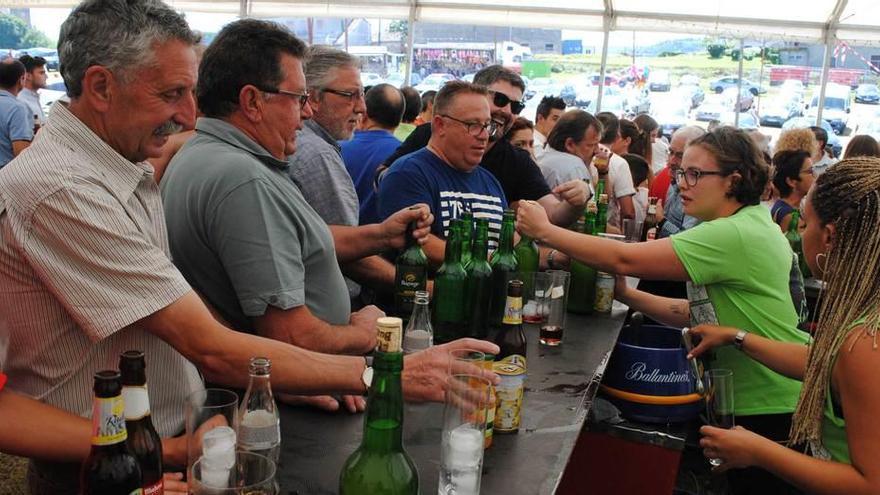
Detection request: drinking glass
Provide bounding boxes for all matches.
[191,451,278,494]
[448,349,486,375]
[541,270,570,346]
[186,388,240,482]
[622,218,644,243]
[438,374,492,495]
[522,272,553,324]
[705,369,735,467]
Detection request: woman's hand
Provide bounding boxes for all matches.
[687,325,740,359]
[515,200,553,242]
[699,425,767,472]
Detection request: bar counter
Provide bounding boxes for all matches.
[276,307,627,494]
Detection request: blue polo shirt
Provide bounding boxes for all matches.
[340,129,402,225]
[0,90,34,168]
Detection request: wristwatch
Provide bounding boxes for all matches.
[548,249,558,269]
[361,356,374,392]
[734,329,748,350]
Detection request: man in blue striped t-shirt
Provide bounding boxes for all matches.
[379,80,507,263]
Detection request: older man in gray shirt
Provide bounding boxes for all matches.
[288,46,397,304]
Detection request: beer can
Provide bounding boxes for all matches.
[594,271,615,313]
[492,362,525,434]
[482,354,495,448]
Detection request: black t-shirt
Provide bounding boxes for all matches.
[381,123,551,203]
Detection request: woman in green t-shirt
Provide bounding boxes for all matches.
[516,126,808,494]
[689,157,880,494]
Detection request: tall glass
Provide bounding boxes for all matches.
[541,270,570,346]
[522,271,553,324]
[622,218,644,243]
[705,369,735,467]
[186,389,239,482]
[448,349,486,375]
[438,374,492,495]
[191,451,278,494]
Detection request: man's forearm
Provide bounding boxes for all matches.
[342,255,395,293]
[540,195,581,227]
[140,292,367,395]
[329,224,388,263]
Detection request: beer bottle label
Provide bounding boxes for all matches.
[396,265,426,298]
[91,395,127,445]
[128,490,144,495]
[376,317,403,353]
[502,297,523,325]
[143,480,163,495]
[646,227,657,241]
[497,354,526,371]
[122,385,151,421]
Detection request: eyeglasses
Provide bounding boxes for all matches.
[258,87,310,107]
[322,87,366,102]
[439,114,499,137]
[674,167,726,187]
[489,90,525,115]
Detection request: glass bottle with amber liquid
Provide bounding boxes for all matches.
[393,220,428,319]
[432,222,467,343]
[119,351,162,495]
[641,197,659,242]
[492,279,527,372]
[81,370,143,495]
[488,210,519,327]
[340,317,418,495]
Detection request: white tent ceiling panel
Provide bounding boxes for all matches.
[417,6,604,30]
[614,0,836,24]
[840,0,880,28]
[249,1,409,18]
[417,0,603,10]
[615,14,825,42]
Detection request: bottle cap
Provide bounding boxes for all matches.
[376,317,403,353]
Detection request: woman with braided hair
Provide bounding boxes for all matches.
[689,157,880,494]
[517,126,810,494]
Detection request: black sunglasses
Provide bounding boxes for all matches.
[489,90,525,115]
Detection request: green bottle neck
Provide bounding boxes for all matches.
[498,219,515,254]
[788,211,801,233]
[444,227,462,264]
[472,232,488,261]
[361,351,405,452]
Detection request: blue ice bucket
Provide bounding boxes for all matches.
[601,324,703,423]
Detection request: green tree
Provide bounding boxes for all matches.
[388,20,408,38]
[706,43,727,59]
[0,14,53,49]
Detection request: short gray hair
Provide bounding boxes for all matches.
[304,45,360,91]
[672,125,706,145]
[58,0,199,98]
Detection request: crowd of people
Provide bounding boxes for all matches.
[0,0,878,493]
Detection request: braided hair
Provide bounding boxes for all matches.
[790,157,880,446]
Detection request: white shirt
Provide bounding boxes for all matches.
[651,139,669,174]
[590,152,637,229]
[533,129,547,160]
[537,146,592,192]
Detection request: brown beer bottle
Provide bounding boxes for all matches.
[81,370,143,495]
[120,351,163,495]
[492,279,527,372]
[641,197,659,242]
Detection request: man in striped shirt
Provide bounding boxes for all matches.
[0,2,496,492]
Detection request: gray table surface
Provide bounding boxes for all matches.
[277,308,627,495]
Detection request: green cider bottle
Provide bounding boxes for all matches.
[595,192,609,235]
[459,212,474,268]
[465,218,493,338]
[567,201,599,314]
[340,318,418,495]
[513,234,539,291]
[785,210,812,279]
[488,210,519,327]
[432,222,468,343]
[393,221,428,319]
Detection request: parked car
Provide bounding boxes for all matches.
[695,100,726,121]
[708,76,763,95]
[854,83,880,104]
[780,79,806,95]
[674,84,705,109]
[41,80,68,115]
[624,87,651,115]
[590,73,624,87]
[19,47,59,70]
[648,70,671,92]
[360,72,383,87]
[654,101,689,138]
[721,87,754,112]
[586,86,626,116]
[805,84,851,135]
[759,98,803,127]
[414,73,456,93]
[782,116,843,157]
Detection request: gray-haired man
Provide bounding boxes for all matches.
[0,3,495,492]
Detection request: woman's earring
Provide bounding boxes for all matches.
[815,252,828,273]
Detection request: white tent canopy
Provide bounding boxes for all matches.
[9,0,880,44]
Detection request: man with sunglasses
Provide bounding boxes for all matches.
[379,65,589,229]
